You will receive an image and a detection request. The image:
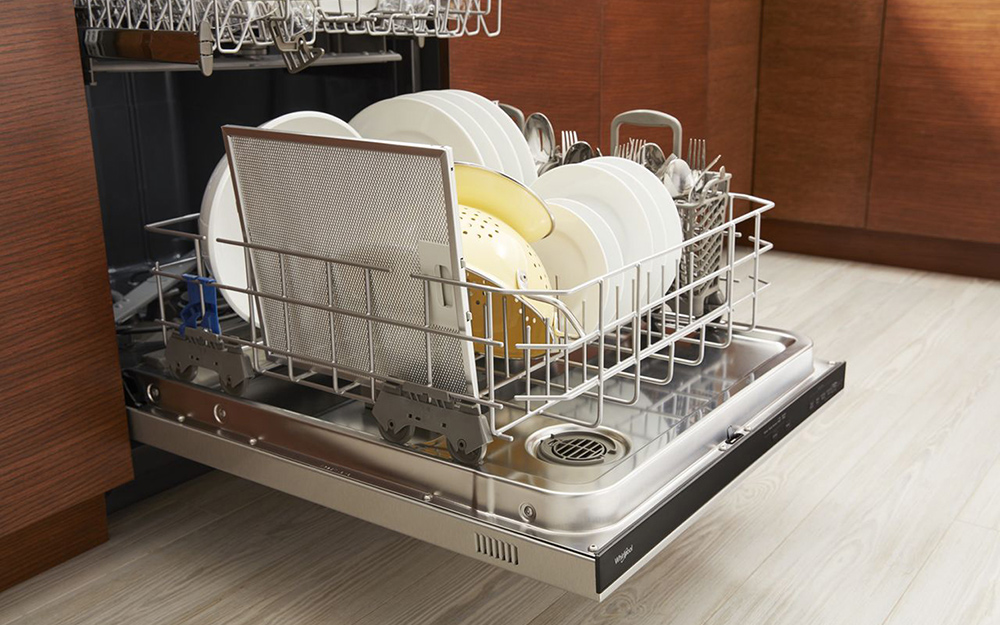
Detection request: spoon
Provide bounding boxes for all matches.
[562,141,594,165]
[689,154,723,200]
[664,158,693,197]
[640,142,667,177]
[523,112,555,170]
[498,102,525,132]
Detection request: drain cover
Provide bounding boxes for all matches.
[538,431,618,466]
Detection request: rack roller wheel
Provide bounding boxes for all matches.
[447,438,487,467]
[219,375,247,397]
[377,419,415,445]
[170,361,197,382]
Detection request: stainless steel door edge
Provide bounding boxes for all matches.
[127,357,845,599]
[126,327,814,543]
[127,406,597,597]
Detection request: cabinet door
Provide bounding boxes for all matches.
[0,1,133,536]
[599,0,710,152]
[448,0,603,145]
[754,0,886,226]
[708,0,762,193]
[868,0,1000,244]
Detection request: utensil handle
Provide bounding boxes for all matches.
[610,110,683,158]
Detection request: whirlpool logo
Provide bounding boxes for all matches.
[614,544,634,565]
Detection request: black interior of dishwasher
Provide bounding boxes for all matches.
[87,38,445,510]
[86,38,445,275]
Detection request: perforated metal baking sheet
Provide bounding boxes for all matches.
[222,126,477,397]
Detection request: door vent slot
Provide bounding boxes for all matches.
[475,532,519,565]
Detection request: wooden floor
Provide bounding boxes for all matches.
[2,251,999,625]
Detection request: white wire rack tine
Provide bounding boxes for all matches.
[327,261,339,392]
[423,279,433,387]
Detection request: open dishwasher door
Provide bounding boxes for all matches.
[118,122,846,600]
[105,103,846,601]
[124,325,844,600]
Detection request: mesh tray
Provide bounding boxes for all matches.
[223,127,477,397]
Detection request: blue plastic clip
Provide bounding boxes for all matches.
[179,274,221,336]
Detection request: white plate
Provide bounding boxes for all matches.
[199,111,360,323]
[533,199,613,335]
[433,90,524,182]
[588,158,683,302]
[586,161,666,302]
[445,89,537,184]
[401,92,504,173]
[531,164,653,311]
[349,97,484,165]
[545,198,624,326]
[590,157,682,298]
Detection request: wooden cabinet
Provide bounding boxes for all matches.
[751,0,999,276]
[447,0,603,146]
[0,1,134,591]
[708,0,763,195]
[754,0,886,227]
[599,0,710,152]
[448,0,763,191]
[868,0,1000,244]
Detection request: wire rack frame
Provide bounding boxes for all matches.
[76,0,500,52]
[145,189,773,443]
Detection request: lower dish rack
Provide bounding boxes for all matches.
[123,125,846,600]
[144,127,778,467]
[125,326,844,598]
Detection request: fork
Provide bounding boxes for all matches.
[687,138,707,173]
[561,130,578,160]
[614,137,644,163]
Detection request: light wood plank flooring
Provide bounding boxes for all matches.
[2,251,998,625]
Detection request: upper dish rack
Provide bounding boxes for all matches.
[77,0,500,43]
[144,122,774,467]
[75,0,500,76]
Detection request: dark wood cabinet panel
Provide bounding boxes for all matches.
[450,1,998,275]
[450,0,760,172]
[868,0,1000,244]
[0,497,108,592]
[448,0,603,146]
[0,1,133,538]
[754,0,886,226]
[599,0,710,153]
[744,219,1000,280]
[708,0,762,193]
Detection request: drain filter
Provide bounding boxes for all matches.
[535,429,627,466]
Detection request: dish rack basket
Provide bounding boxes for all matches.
[75,0,500,75]
[76,0,500,43]
[144,131,774,467]
[673,171,731,315]
[610,109,731,316]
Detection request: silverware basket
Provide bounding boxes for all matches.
[609,109,733,317]
[674,170,731,315]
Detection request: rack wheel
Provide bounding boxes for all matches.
[447,438,487,467]
[220,377,247,396]
[170,362,197,382]
[704,290,727,313]
[377,419,415,445]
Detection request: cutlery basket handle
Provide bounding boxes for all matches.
[610,110,683,158]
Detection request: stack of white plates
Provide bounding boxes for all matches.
[197,95,682,342]
[531,158,682,330]
[349,89,536,184]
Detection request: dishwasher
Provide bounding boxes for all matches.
[82,0,846,601]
